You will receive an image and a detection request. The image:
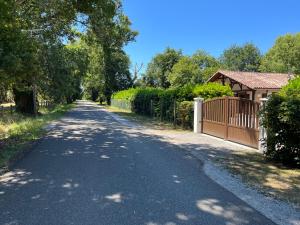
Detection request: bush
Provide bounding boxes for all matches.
[279,76,300,98]
[111,83,233,130]
[177,101,194,129]
[261,79,300,167]
[193,83,233,99]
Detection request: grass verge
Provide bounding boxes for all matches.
[104,104,300,207]
[0,104,74,168]
[104,105,185,131]
[214,150,300,207]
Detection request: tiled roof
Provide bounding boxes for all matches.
[208,70,291,89]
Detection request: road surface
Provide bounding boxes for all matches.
[0,101,275,225]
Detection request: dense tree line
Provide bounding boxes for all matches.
[138,33,300,89]
[1,0,299,114]
[0,0,137,113]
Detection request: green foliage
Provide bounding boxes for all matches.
[191,50,220,81]
[0,0,137,112]
[220,43,262,72]
[142,47,183,88]
[261,93,300,167]
[111,88,140,101]
[279,76,300,98]
[193,83,233,99]
[111,83,233,129]
[177,101,194,129]
[260,33,300,74]
[0,103,73,167]
[168,56,201,87]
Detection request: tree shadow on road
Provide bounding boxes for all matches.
[0,102,275,225]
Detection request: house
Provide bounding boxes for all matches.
[207,70,291,101]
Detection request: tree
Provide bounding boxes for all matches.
[220,43,262,72]
[260,33,300,74]
[0,0,137,112]
[191,50,220,82]
[142,48,183,88]
[168,57,201,87]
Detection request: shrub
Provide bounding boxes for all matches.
[133,88,162,115]
[111,83,233,130]
[279,76,300,98]
[193,83,233,99]
[111,88,139,101]
[261,82,300,167]
[177,101,194,129]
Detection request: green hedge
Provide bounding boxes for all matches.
[111,83,233,130]
[261,77,300,167]
[193,83,233,99]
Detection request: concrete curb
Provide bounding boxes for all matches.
[188,150,300,225]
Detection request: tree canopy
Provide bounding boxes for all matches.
[220,43,262,72]
[141,48,183,88]
[260,33,300,74]
[0,0,137,113]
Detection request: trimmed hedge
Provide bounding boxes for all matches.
[111,83,233,129]
[193,83,233,99]
[261,77,300,167]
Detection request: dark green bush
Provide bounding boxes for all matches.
[261,78,300,167]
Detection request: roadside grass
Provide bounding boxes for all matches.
[0,104,74,168]
[104,105,185,131]
[214,151,300,207]
[104,104,300,207]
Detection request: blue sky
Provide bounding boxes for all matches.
[123,0,300,73]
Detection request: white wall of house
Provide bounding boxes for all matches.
[212,79,281,101]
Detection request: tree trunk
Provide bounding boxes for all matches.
[13,87,37,114]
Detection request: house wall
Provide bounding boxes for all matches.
[211,79,280,101]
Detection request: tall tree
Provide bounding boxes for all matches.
[191,50,220,81]
[260,33,300,74]
[0,0,137,111]
[142,48,183,88]
[220,43,262,72]
[168,56,201,87]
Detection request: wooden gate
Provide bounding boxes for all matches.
[202,97,260,148]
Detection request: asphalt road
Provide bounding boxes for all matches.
[0,101,275,225]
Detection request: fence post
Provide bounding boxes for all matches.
[0,106,3,116]
[10,105,13,114]
[173,100,176,127]
[224,96,229,140]
[193,97,204,133]
[160,100,163,122]
[259,98,268,152]
[150,99,153,117]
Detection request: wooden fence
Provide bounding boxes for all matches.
[202,97,260,148]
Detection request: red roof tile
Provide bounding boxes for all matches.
[208,70,291,89]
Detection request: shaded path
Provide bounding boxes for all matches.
[0,101,275,225]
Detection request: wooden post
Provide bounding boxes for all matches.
[224,96,229,140]
[0,106,3,116]
[10,105,13,114]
